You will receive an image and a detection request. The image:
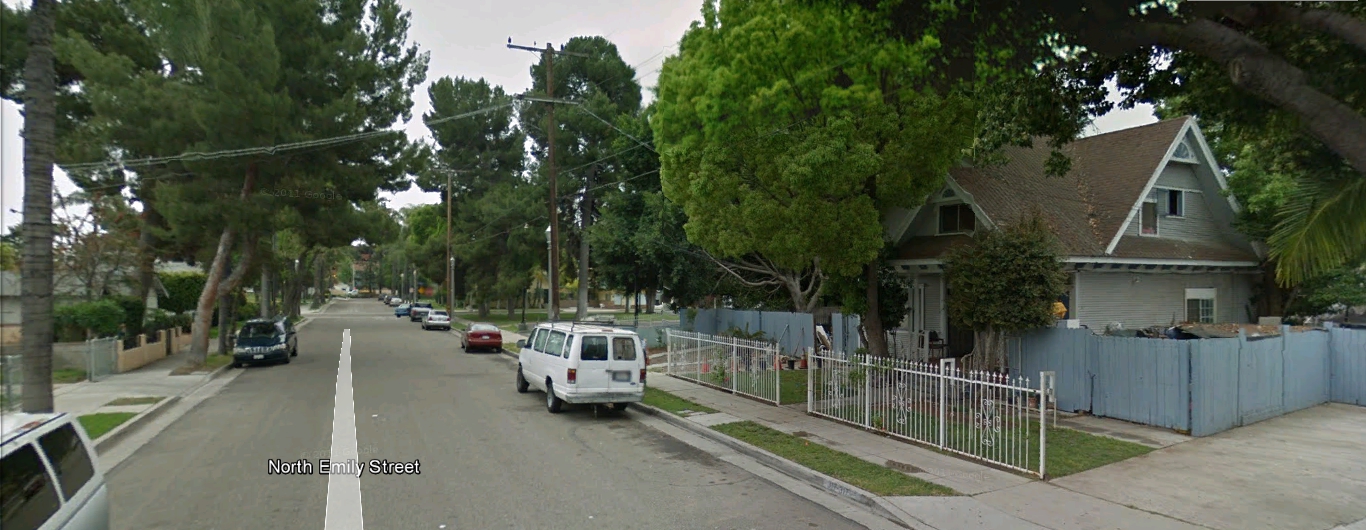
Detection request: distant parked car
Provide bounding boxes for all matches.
[381,294,391,303]
[389,298,404,307]
[422,310,451,331]
[409,302,433,322]
[462,323,503,353]
[394,304,411,318]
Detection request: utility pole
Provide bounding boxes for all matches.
[508,39,588,322]
[576,164,594,319]
[446,171,452,311]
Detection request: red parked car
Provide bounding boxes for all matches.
[462,323,503,353]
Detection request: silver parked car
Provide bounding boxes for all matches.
[422,310,452,331]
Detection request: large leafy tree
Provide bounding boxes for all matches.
[59,0,428,363]
[420,76,535,315]
[654,0,976,356]
[943,213,1069,372]
[588,104,711,312]
[855,0,1366,283]
[519,35,643,319]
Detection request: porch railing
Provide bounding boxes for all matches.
[809,350,1056,478]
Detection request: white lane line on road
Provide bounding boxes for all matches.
[325,329,364,530]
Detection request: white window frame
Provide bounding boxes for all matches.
[1139,196,1160,237]
[937,203,976,235]
[1162,188,1185,217]
[1185,288,1217,323]
[1172,140,1197,163]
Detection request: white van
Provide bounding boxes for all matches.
[1,412,110,530]
[514,322,647,413]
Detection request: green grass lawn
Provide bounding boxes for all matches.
[684,369,810,405]
[79,412,138,440]
[53,368,87,384]
[714,421,958,496]
[105,396,164,406]
[641,387,717,416]
[819,403,1152,478]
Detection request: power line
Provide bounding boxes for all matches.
[58,102,518,173]
[452,168,660,250]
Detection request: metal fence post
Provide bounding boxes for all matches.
[863,354,872,427]
[86,339,94,383]
[730,336,738,393]
[775,344,781,405]
[939,358,953,449]
[1039,371,1049,478]
[807,347,814,412]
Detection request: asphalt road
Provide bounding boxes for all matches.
[106,299,865,530]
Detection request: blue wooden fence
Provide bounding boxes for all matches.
[1011,323,1366,437]
[679,308,814,355]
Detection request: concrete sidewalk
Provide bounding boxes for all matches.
[647,375,1209,530]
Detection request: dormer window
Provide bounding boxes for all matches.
[1172,140,1196,163]
[938,203,975,234]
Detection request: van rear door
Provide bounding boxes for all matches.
[576,335,612,392]
[608,335,641,391]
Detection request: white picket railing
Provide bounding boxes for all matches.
[665,329,782,404]
[809,350,1056,477]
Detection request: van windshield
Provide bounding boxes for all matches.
[240,323,280,338]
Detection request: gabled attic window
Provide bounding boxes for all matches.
[942,188,956,199]
[1172,140,1196,163]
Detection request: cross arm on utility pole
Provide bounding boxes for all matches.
[506,40,592,58]
[514,94,579,105]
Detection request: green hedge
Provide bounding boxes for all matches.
[111,295,146,336]
[158,272,207,314]
[54,300,125,341]
[238,302,260,321]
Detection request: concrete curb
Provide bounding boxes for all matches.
[629,401,920,530]
[91,347,239,454]
[92,394,183,454]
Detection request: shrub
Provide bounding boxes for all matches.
[238,302,260,321]
[111,295,146,336]
[157,272,207,314]
[54,300,125,340]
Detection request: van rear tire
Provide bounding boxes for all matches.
[611,402,629,412]
[546,382,563,413]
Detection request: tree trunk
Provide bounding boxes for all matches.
[19,0,57,413]
[862,263,890,357]
[188,164,257,363]
[216,292,231,355]
[478,300,490,318]
[189,229,234,363]
[507,297,515,318]
[134,203,162,311]
[260,266,271,318]
[313,254,324,307]
[645,289,657,314]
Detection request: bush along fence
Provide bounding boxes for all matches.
[1010,322,1366,437]
[664,329,785,405]
[809,350,1055,478]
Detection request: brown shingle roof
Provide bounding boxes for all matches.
[1111,236,1259,262]
[950,117,1190,257]
[897,235,973,260]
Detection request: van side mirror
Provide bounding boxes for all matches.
[516,340,526,349]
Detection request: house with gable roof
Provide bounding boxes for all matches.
[883,116,1264,356]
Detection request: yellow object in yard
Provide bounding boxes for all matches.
[1052,301,1067,319]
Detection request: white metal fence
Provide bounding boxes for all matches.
[809,350,1056,477]
[665,329,783,404]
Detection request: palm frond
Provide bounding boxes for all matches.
[1268,175,1366,286]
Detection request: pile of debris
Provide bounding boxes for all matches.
[1105,322,1318,340]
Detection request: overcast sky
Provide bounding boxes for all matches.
[0,0,1158,232]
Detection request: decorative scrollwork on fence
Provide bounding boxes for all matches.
[973,398,1003,447]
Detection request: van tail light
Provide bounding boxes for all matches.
[567,368,577,384]
[640,369,646,384]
